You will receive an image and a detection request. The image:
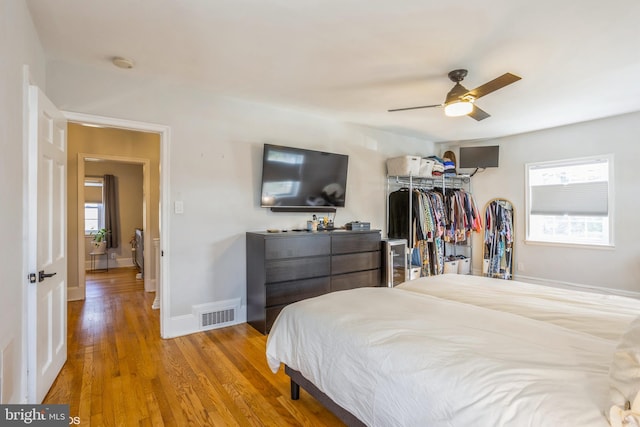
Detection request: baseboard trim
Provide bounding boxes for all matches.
[84,257,134,271]
[161,304,247,339]
[161,314,195,339]
[472,267,640,299]
[67,286,84,301]
[513,274,640,299]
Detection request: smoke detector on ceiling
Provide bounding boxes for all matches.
[112,57,134,69]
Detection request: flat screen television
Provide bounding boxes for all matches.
[459,145,500,169]
[260,144,349,209]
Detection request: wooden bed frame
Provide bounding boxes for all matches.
[285,365,366,427]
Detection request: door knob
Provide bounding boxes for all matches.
[38,270,57,282]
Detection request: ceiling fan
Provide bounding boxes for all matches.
[388,69,521,121]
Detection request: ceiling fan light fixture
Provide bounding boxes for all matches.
[388,69,519,121]
[444,100,473,117]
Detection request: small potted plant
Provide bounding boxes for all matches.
[91,228,109,254]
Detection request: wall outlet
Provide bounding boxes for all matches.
[517,262,525,271]
[110,252,116,259]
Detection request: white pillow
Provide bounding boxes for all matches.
[610,316,640,409]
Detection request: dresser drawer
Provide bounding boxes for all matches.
[265,235,330,259]
[332,251,381,275]
[247,230,383,335]
[266,256,330,283]
[331,269,381,292]
[266,276,330,307]
[332,232,380,254]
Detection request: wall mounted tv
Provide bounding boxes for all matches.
[260,144,349,212]
[459,145,500,169]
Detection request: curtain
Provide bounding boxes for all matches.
[103,174,120,249]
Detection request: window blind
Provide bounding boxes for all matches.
[530,181,608,216]
[84,185,103,203]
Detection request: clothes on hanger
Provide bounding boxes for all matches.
[389,186,480,277]
[484,200,514,279]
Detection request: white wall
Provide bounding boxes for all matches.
[451,111,640,294]
[0,0,46,403]
[44,60,435,331]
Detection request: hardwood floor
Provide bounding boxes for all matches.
[44,267,344,426]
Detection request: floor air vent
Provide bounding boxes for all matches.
[201,308,235,329]
[193,298,241,331]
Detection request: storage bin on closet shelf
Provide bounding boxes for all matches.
[409,266,422,280]
[457,257,471,274]
[386,156,435,177]
[443,259,459,274]
[418,158,435,177]
[443,256,471,275]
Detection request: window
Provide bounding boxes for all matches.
[84,177,104,234]
[85,203,103,233]
[526,155,613,247]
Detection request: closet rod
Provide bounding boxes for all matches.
[389,176,470,190]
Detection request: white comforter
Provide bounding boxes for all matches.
[399,275,640,341]
[266,277,640,427]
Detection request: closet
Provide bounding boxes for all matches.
[483,199,514,279]
[386,176,480,277]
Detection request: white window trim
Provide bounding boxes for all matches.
[84,176,104,187]
[524,154,615,248]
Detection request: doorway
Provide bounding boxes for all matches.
[77,153,152,294]
[64,112,170,337]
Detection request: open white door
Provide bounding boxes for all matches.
[26,85,67,403]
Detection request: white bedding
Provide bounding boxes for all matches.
[398,275,640,340]
[265,277,640,426]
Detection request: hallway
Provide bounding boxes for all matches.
[43,267,342,426]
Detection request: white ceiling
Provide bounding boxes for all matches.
[26,0,640,143]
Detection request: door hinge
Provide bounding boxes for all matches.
[28,273,37,284]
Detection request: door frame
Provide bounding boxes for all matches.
[64,112,171,337]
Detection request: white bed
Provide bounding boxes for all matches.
[266,275,640,427]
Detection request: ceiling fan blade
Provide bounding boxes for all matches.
[464,73,521,99]
[388,104,442,112]
[468,105,490,121]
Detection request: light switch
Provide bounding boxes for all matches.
[175,201,184,214]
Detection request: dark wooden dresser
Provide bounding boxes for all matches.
[246,229,382,334]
